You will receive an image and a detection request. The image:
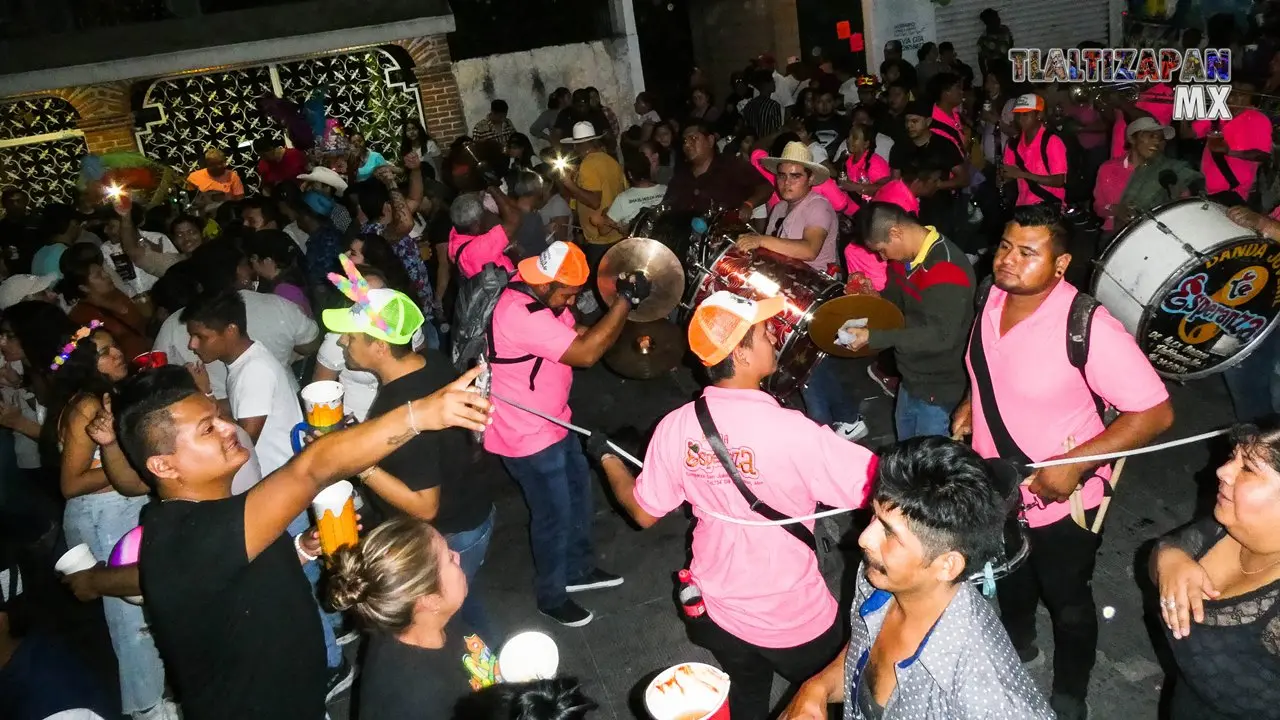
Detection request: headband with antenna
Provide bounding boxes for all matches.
[327,254,391,335]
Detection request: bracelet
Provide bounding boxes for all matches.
[406,401,421,436]
[293,533,319,562]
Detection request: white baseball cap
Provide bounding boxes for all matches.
[0,274,55,310]
[297,166,349,193]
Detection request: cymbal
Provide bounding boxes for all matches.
[604,320,686,379]
[597,237,684,323]
[808,294,905,358]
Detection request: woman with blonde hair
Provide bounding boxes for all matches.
[330,517,498,720]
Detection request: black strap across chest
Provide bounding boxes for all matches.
[693,396,817,552]
[486,282,565,391]
[1010,130,1064,205]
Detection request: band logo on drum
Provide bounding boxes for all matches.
[1009,46,1234,121]
[1161,272,1269,343]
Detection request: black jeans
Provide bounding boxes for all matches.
[997,510,1102,700]
[687,614,844,720]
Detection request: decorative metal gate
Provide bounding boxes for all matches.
[136,47,425,194]
[0,96,88,208]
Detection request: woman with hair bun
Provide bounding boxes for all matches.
[329,516,499,720]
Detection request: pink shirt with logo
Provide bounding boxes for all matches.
[844,150,891,203]
[483,286,577,458]
[634,387,876,647]
[749,148,850,214]
[1003,125,1068,206]
[966,281,1169,528]
[448,225,515,279]
[1191,109,1273,200]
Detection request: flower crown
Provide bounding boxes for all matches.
[327,254,390,334]
[50,321,103,372]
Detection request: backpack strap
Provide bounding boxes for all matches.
[1066,291,1108,422]
[1010,130,1064,205]
[484,282,553,392]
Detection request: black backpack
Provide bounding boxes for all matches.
[450,248,555,391]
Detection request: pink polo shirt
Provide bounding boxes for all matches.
[844,150,891,203]
[1111,85,1176,158]
[1092,156,1136,232]
[483,286,577,458]
[966,281,1169,528]
[1003,125,1067,206]
[448,225,516,279]
[634,386,876,647]
[1191,109,1272,201]
[750,148,850,214]
[872,179,919,214]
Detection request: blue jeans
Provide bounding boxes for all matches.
[894,384,955,440]
[801,356,862,427]
[63,491,166,714]
[1223,328,1280,422]
[287,512,342,669]
[501,434,595,611]
[447,506,497,643]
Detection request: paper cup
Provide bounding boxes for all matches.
[498,631,560,682]
[300,381,345,432]
[645,663,731,720]
[55,544,97,575]
[312,480,358,555]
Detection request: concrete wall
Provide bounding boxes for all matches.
[452,39,640,141]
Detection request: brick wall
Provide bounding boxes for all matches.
[397,35,468,144]
[49,82,141,154]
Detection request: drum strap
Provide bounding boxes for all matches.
[1209,120,1241,190]
[693,396,817,553]
[1010,131,1065,206]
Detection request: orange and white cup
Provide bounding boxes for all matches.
[300,381,345,432]
[645,663,731,720]
[312,480,359,555]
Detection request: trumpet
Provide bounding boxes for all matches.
[1068,82,1141,108]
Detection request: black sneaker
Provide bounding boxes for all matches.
[540,600,594,627]
[1049,693,1089,720]
[1016,644,1044,668]
[325,657,355,702]
[565,568,624,593]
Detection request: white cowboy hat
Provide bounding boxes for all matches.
[561,121,604,144]
[759,141,831,185]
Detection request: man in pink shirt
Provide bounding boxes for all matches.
[485,240,644,627]
[1002,94,1068,207]
[952,204,1174,720]
[593,290,876,720]
[1186,83,1273,204]
[447,189,520,278]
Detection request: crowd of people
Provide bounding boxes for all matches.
[0,5,1280,720]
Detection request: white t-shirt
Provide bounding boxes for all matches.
[153,290,319,399]
[101,231,177,297]
[226,341,301,475]
[806,142,830,166]
[606,184,668,225]
[638,109,662,125]
[2,361,42,469]
[230,425,263,495]
[283,223,309,251]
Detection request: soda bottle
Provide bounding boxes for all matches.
[677,568,706,618]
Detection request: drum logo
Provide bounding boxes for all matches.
[1160,270,1269,344]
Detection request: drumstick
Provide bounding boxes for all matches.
[1091,457,1126,534]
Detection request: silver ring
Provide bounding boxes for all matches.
[1161,597,1177,610]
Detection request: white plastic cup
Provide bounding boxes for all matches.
[498,631,560,682]
[300,380,345,431]
[55,543,97,575]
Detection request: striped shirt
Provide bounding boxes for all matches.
[741,96,783,137]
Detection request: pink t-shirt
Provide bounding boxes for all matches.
[967,281,1169,528]
[1111,85,1176,159]
[1092,156,1136,232]
[844,150,891,204]
[1003,125,1068,206]
[750,148,850,214]
[872,179,919,214]
[765,191,839,272]
[1192,109,1273,200]
[448,225,515,279]
[930,104,964,152]
[843,244,888,291]
[634,386,876,647]
[483,286,577,458]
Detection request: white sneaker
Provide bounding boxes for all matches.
[832,420,868,442]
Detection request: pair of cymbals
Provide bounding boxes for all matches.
[597,237,684,323]
[604,319,685,379]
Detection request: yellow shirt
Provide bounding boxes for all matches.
[910,226,941,269]
[576,151,626,245]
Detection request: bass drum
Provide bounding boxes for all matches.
[1092,198,1280,380]
[685,243,843,397]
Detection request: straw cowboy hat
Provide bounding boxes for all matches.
[561,121,604,144]
[759,141,831,185]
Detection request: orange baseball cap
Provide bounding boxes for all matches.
[1012,93,1045,113]
[517,241,590,286]
[688,291,785,366]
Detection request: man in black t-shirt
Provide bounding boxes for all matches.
[889,100,970,243]
[110,362,491,720]
[330,288,499,640]
[807,89,852,160]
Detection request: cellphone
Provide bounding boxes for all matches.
[471,359,491,442]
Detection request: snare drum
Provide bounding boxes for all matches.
[1092,199,1280,379]
[685,244,843,396]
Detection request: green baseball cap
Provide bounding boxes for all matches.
[322,288,424,345]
